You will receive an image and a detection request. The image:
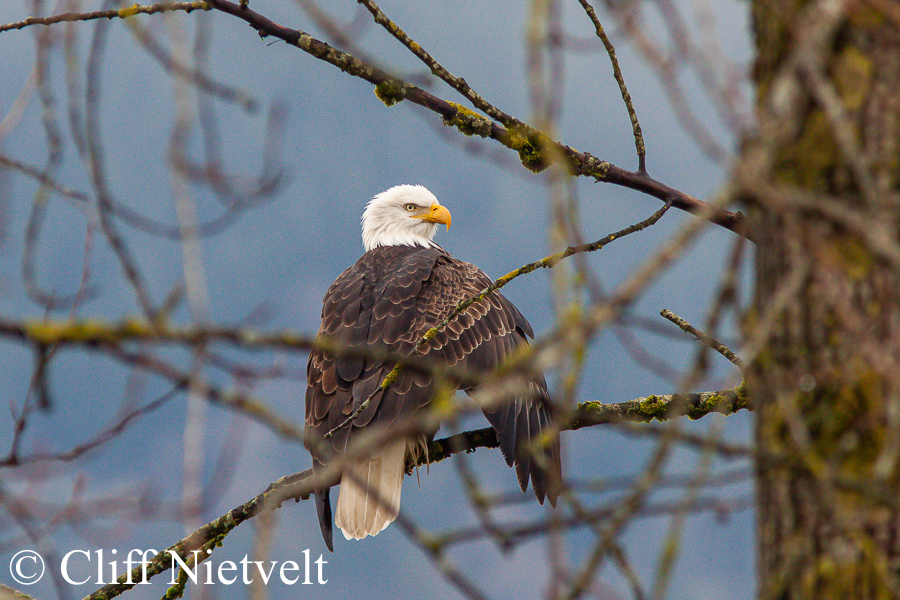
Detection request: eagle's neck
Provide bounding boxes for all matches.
[362,222,439,252]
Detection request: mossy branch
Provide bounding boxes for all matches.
[660,308,746,369]
[0,1,210,34]
[0,0,745,235]
[80,470,294,600]
[0,319,482,392]
[0,584,36,600]
[197,0,745,237]
[428,384,751,466]
[77,383,750,600]
[0,318,318,349]
[358,0,520,128]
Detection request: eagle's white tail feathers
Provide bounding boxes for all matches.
[335,439,407,541]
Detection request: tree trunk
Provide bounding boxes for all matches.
[745,1,900,599]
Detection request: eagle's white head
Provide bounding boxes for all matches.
[361,185,452,251]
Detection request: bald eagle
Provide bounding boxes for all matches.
[306,185,561,550]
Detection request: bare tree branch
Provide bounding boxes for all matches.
[201,0,747,238]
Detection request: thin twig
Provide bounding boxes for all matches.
[357,0,519,127]
[0,387,180,467]
[200,0,747,237]
[84,7,157,319]
[325,201,672,438]
[0,154,88,202]
[0,1,210,34]
[576,0,646,171]
[659,308,745,369]
[123,12,256,112]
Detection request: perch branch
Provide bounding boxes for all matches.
[78,384,750,600]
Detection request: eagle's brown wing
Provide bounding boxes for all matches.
[305,245,560,550]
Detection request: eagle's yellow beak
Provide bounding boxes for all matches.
[414,203,452,230]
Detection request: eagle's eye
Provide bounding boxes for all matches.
[404,203,418,212]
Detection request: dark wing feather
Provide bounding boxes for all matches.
[305,246,445,549]
[305,245,560,550]
[420,256,561,505]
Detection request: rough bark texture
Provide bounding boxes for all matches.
[745,1,900,598]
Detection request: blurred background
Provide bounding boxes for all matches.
[0,1,754,598]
